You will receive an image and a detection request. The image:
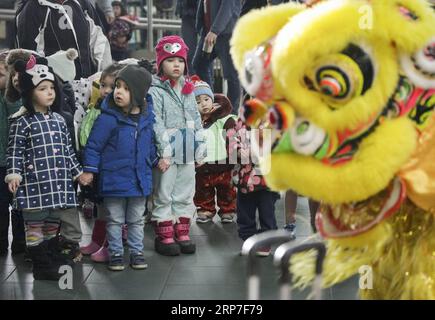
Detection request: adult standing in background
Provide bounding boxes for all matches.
[88,0,116,34]
[240,0,268,16]
[176,0,199,74]
[15,0,112,79]
[2,0,16,49]
[193,0,242,114]
[95,0,115,24]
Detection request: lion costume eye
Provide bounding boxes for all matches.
[240,40,274,102]
[316,66,351,99]
[306,44,375,106]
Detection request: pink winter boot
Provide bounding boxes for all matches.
[90,242,110,263]
[80,219,106,255]
[154,221,180,256]
[174,217,196,254]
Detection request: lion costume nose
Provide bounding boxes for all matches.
[240,98,295,131]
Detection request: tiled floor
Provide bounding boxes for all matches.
[0,196,359,300]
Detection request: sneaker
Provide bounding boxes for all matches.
[284,223,296,239]
[108,253,125,271]
[255,247,271,257]
[220,214,234,224]
[130,252,148,270]
[196,211,213,223]
[196,215,212,223]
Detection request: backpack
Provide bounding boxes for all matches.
[16,0,111,74]
[79,105,101,148]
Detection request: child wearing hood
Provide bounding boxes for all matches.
[192,79,237,224]
[81,64,157,271]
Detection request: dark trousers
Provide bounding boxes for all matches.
[0,167,25,250]
[194,171,236,216]
[181,14,198,74]
[241,0,268,16]
[237,190,279,241]
[193,32,241,114]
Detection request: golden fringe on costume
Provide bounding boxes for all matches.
[290,221,392,290]
[361,201,434,300]
[290,200,435,300]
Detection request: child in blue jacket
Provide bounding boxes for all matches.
[81,64,156,271]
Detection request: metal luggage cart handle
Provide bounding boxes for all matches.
[241,230,297,300]
[274,242,326,300]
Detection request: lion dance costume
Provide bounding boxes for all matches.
[230,0,435,299]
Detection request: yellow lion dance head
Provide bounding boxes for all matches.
[231,0,435,299]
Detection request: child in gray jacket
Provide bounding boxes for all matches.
[149,35,206,256]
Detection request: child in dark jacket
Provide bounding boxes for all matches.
[109,1,138,61]
[6,55,84,280]
[0,50,25,256]
[192,79,237,223]
[228,118,280,257]
[6,48,84,264]
[81,64,156,271]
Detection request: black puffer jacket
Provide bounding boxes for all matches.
[55,80,77,151]
[15,0,105,78]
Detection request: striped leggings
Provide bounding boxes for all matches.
[22,209,61,247]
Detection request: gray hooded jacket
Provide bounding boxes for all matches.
[149,76,206,164]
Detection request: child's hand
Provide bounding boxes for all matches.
[158,158,171,173]
[202,103,220,116]
[79,172,94,186]
[8,178,20,194]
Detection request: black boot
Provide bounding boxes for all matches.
[0,245,7,256]
[11,210,26,255]
[47,236,75,266]
[58,237,82,264]
[0,212,9,256]
[27,242,62,281]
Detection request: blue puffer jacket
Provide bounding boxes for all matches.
[83,93,157,197]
